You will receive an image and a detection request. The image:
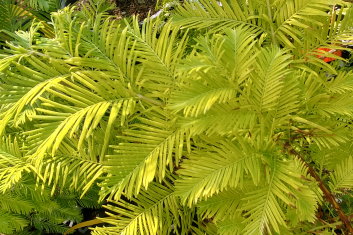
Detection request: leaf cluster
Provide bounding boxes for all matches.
[1,0,353,234]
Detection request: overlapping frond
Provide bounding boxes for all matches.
[0,193,34,214]
[179,104,257,137]
[0,2,190,200]
[52,9,129,75]
[216,216,245,235]
[290,70,353,149]
[0,172,84,234]
[169,29,258,117]
[0,212,28,234]
[326,72,353,94]
[0,137,33,193]
[176,139,261,206]
[0,25,69,132]
[291,116,348,148]
[173,0,341,48]
[289,157,321,223]
[273,0,333,48]
[197,189,245,222]
[93,176,191,235]
[1,63,136,164]
[173,0,264,34]
[29,97,136,159]
[126,17,189,93]
[0,0,54,39]
[101,111,188,199]
[169,30,301,141]
[242,158,318,234]
[324,4,353,44]
[35,154,103,196]
[250,46,292,112]
[311,72,353,117]
[291,3,353,72]
[0,0,32,32]
[329,156,353,192]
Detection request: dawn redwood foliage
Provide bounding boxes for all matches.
[1,0,353,234]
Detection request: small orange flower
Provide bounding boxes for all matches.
[316,47,342,63]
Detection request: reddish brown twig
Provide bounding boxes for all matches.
[284,143,353,234]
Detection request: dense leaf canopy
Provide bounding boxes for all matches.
[1,0,353,234]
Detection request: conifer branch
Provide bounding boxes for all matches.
[284,142,353,234]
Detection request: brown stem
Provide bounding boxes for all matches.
[284,143,353,234]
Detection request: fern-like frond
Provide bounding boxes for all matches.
[291,4,353,72]
[250,46,292,112]
[0,137,33,193]
[289,157,321,223]
[0,212,28,234]
[101,112,188,199]
[126,17,189,94]
[169,28,258,116]
[316,94,353,117]
[0,2,53,39]
[0,173,84,233]
[179,104,257,137]
[170,80,236,117]
[93,176,190,235]
[310,142,353,172]
[329,156,353,193]
[197,189,245,222]
[217,215,246,235]
[292,116,348,149]
[326,72,353,95]
[35,154,103,196]
[242,158,318,234]
[31,218,69,234]
[176,139,261,206]
[273,0,332,48]
[325,4,353,44]
[0,0,36,33]
[29,97,135,160]
[0,193,34,215]
[0,24,69,131]
[173,0,264,34]
[0,73,70,133]
[298,72,353,119]
[79,0,115,20]
[268,72,301,125]
[52,9,136,83]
